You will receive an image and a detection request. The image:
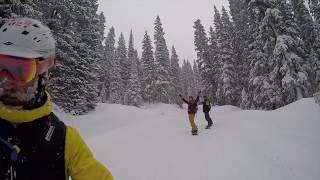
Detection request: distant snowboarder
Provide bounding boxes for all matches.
[179,91,201,135]
[202,96,213,129]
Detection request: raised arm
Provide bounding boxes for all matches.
[195,91,201,103]
[179,94,188,104]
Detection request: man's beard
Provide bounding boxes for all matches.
[0,79,38,107]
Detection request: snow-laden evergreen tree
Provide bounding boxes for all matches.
[141,31,156,103]
[213,6,226,105]
[240,0,260,109]
[96,13,107,103]
[308,0,320,90]
[116,33,128,104]
[34,0,103,114]
[124,51,143,107]
[109,46,123,104]
[127,30,135,81]
[228,0,252,98]
[246,0,312,110]
[180,60,189,97]
[170,46,183,105]
[62,0,103,114]
[181,60,196,97]
[187,61,196,97]
[124,30,142,106]
[272,0,312,104]
[154,16,171,103]
[291,0,320,92]
[135,50,143,87]
[193,19,209,68]
[0,1,11,18]
[193,60,202,96]
[214,7,238,105]
[309,0,320,25]
[101,27,116,103]
[193,20,214,100]
[39,0,83,113]
[0,0,41,18]
[245,0,276,109]
[207,26,220,103]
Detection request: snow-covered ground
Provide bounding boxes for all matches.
[56,98,320,180]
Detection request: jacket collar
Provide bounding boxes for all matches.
[0,91,52,123]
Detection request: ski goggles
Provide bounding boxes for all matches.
[0,54,54,84]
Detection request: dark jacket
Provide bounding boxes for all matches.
[203,99,211,113]
[181,96,200,114]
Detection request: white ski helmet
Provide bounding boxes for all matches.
[0,17,55,59]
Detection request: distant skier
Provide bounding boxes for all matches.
[202,96,213,129]
[179,91,201,135]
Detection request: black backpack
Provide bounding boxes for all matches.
[0,113,66,180]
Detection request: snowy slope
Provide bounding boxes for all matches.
[56,99,320,180]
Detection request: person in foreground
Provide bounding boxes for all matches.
[179,91,201,135]
[0,17,113,180]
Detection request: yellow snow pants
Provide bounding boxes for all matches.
[188,114,198,131]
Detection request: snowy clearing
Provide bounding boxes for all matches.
[56,98,320,180]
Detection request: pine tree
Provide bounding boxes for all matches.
[154,16,171,103]
[193,19,209,67]
[215,7,238,105]
[240,0,259,109]
[41,0,104,114]
[0,0,41,18]
[308,0,320,90]
[207,26,220,102]
[228,0,252,99]
[181,60,195,97]
[181,60,189,97]
[246,0,277,109]
[291,0,320,92]
[101,27,116,103]
[96,12,107,103]
[124,51,143,107]
[309,0,320,25]
[193,60,202,95]
[246,0,312,110]
[141,31,156,103]
[68,0,104,114]
[109,48,124,104]
[273,0,312,103]
[170,46,183,105]
[117,33,128,103]
[193,20,214,100]
[135,49,144,89]
[42,0,85,113]
[127,30,135,79]
[124,30,142,106]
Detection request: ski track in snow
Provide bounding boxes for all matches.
[57,98,320,180]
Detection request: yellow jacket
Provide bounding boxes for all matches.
[0,92,114,180]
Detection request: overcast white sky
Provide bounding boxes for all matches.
[98,0,229,62]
